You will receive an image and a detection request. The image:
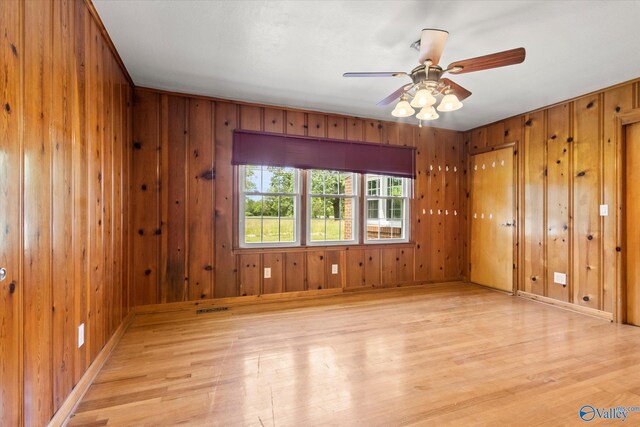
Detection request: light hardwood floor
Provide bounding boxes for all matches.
[68,283,640,426]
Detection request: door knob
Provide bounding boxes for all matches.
[0,268,6,282]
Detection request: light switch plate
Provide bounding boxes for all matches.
[331,264,338,274]
[599,204,609,216]
[554,272,567,285]
[264,267,271,279]
[78,323,85,348]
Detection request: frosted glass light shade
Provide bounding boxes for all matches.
[416,106,439,121]
[410,89,436,108]
[437,93,463,112]
[391,99,415,118]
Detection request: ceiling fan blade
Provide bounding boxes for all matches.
[377,83,414,106]
[440,78,472,101]
[417,28,449,65]
[343,72,408,78]
[447,47,526,74]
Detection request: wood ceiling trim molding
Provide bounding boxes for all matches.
[84,0,133,86]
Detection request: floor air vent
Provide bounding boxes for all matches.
[196,307,229,314]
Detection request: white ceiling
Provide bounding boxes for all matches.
[94,0,640,131]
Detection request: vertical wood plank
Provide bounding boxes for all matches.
[162,96,188,302]
[72,0,89,382]
[239,105,262,131]
[364,249,381,287]
[546,103,571,302]
[325,250,343,289]
[327,116,346,140]
[523,111,546,295]
[381,248,397,286]
[188,99,214,300]
[364,119,382,143]
[414,128,430,282]
[262,253,283,294]
[504,116,523,144]
[214,102,237,297]
[397,247,414,283]
[285,110,306,136]
[102,37,113,344]
[263,108,284,134]
[52,0,74,410]
[284,252,305,292]
[602,84,634,313]
[444,132,460,279]
[470,127,487,153]
[346,118,364,141]
[23,0,54,423]
[239,253,260,296]
[306,251,325,290]
[382,121,399,145]
[131,90,160,305]
[573,95,601,309]
[486,122,505,147]
[0,0,22,424]
[345,249,364,287]
[430,130,445,280]
[307,113,326,138]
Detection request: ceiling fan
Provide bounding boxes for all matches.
[343,29,525,123]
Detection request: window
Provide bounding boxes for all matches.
[238,167,409,247]
[365,175,410,242]
[308,170,358,245]
[239,165,301,247]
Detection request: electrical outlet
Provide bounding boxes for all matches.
[264,267,271,279]
[554,272,567,285]
[331,264,338,274]
[78,323,85,348]
[600,204,609,216]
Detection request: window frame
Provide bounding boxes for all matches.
[237,167,411,249]
[306,170,360,246]
[363,174,411,244]
[238,165,302,248]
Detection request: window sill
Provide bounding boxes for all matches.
[234,241,415,254]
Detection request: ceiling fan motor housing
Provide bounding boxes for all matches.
[410,65,443,86]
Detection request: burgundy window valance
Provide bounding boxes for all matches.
[232,130,416,179]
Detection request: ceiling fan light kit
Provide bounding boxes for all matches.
[343,28,526,124]
[391,95,415,118]
[437,92,463,112]
[416,105,439,121]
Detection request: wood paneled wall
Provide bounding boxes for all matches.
[466,80,640,315]
[130,88,467,305]
[0,1,132,425]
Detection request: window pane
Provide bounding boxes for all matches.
[279,196,295,218]
[245,195,262,217]
[367,176,380,196]
[310,170,324,194]
[367,200,379,219]
[326,171,339,195]
[262,219,280,242]
[279,219,295,242]
[265,166,295,193]
[245,165,260,192]
[310,218,325,242]
[325,197,341,219]
[391,221,403,238]
[341,219,354,241]
[244,217,262,243]
[326,219,341,240]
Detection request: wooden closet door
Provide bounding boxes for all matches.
[626,122,640,326]
[470,148,514,292]
[0,0,22,424]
